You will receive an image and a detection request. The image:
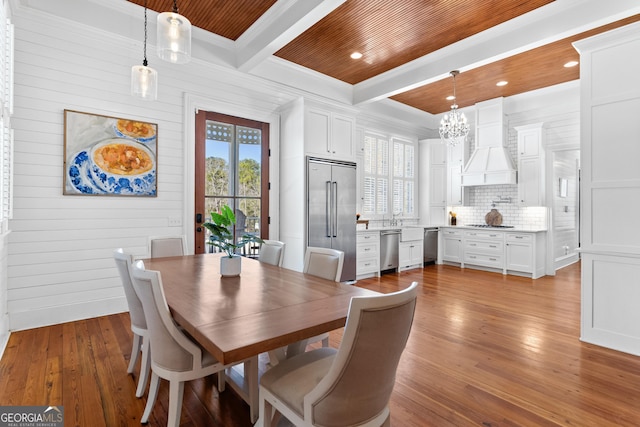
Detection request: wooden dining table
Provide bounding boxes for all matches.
[141,253,380,423]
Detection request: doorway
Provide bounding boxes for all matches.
[551,148,580,270]
[194,111,269,254]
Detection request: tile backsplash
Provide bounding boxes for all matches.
[451,184,547,228]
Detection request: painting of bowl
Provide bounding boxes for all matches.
[113,119,156,143]
[88,138,156,195]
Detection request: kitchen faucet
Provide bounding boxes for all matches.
[390,211,402,226]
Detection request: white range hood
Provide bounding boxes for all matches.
[461,98,517,186]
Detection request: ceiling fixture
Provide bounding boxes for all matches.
[131,0,158,100]
[439,70,469,147]
[350,52,363,59]
[157,0,192,64]
[564,60,579,68]
[496,80,508,87]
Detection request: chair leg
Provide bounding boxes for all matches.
[136,337,151,398]
[256,391,271,427]
[167,380,185,427]
[141,372,160,423]
[128,333,142,374]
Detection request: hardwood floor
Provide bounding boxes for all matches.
[1,262,639,426]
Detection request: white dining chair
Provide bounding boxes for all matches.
[303,246,344,282]
[148,235,188,258]
[258,240,285,267]
[270,247,346,367]
[301,247,344,348]
[257,282,419,427]
[130,261,258,427]
[113,248,150,398]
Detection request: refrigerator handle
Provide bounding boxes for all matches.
[325,181,332,237]
[332,181,338,237]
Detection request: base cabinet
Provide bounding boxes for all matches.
[399,241,423,271]
[440,227,546,279]
[441,229,463,263]
[356,231,380,279]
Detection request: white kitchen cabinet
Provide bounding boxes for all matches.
[440,227,546,279]
[399,240,423,271]
[447,163,464,206]
[441,228,463,263]
[305,107,355,161]
[515,123,545,206]
[505,232,546,279]
[427,140,447,225]
[356,231,380,279]
[463,229,504,270]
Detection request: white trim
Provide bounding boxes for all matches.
[9,297,128,332]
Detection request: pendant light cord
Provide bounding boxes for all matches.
[173,0,179,13]
[143,0,148,66]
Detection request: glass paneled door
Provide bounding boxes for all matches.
[194,111,269,254]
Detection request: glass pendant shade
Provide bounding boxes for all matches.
[131,64,158,100]
[157,11,192,64]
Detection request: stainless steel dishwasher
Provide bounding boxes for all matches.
[423,227,439,265]
[380,229,401,273]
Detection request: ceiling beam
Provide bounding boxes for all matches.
[352,0,640,106]
[235,0,346,72]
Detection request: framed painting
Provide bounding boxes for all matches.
[63,109,158,196]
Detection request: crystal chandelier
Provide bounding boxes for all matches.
[439,70,469,147]
[157,0,192,64]
[131,0,158,100]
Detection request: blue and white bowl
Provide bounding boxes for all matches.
[88,138,156,196]
[113,119,156,144]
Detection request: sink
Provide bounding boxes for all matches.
[401,227,423,242]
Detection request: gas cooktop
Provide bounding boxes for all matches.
[466,224,515,228]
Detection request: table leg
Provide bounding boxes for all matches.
[246,357,259,423]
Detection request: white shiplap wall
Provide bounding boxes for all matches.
[7,7,293,330]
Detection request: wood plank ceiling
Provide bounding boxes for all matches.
[128,0,640,114]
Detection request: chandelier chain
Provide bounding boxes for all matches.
[173,0,179,13]
[143,0,148,66]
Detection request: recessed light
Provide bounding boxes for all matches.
[446,95,455,101]
[350,52,363,60]
[496,80,508,87]
[564,60,579,68]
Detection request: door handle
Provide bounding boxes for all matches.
[196,227,202,232]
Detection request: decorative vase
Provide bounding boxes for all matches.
[220,254,242,277]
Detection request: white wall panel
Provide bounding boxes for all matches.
[6,6,292,330]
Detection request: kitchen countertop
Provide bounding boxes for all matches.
[440,225,547,232]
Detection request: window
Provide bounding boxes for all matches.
[362,133,415,217]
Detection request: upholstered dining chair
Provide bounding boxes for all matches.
[113,248,150,398]
[258,240,285,267]
[300,247,344,349]
[130,261,258,427]
[303,246,344,282]
[257,281,419,427]
[148,235,188,258]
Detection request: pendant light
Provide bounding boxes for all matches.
[157,0,192,64]
[439,70,469,147]
[131,0,158,100]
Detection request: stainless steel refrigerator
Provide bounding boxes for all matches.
[307,157,357,282]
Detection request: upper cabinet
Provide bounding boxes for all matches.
[305,107,356,161]
[447,140,468,206]
[515,123,546,206]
